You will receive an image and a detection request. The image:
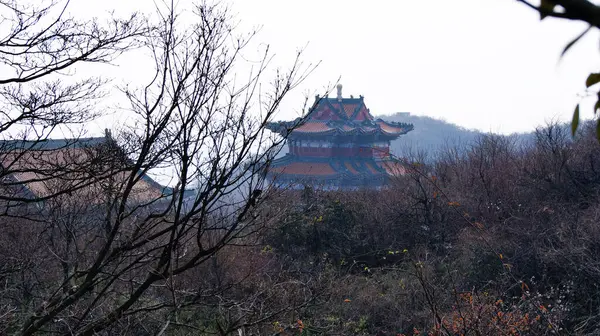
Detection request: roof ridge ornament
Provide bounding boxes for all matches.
[336,83,343,101]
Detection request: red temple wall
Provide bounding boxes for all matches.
[293,146,334,157]
[373,147,390,158]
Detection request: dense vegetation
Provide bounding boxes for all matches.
[146,120,600,335]
[4,117,598,334]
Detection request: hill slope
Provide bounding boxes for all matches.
[382,113,481,160]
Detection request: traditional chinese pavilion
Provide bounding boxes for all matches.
[266,84,414,189]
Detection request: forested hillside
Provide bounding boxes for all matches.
[69,119,598,335]
[202,120,600,335]
[383,113,541,162]
[384,113,480,157]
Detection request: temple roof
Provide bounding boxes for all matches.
[0,133,174,204]
[266,94,413,138]
[284,119,412,137]
[0,136,108,151]
[268,155,406,181]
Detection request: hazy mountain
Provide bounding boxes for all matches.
[381,113,481,160]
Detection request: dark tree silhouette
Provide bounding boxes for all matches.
[0,0,146,205]
[0,0,317,334]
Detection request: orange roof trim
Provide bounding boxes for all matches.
[378,161,406,176]
[270,162,336,176]
[364,162,379,174]
[376,121,407,135]
[344,162,358,174]
[294,122,335,133]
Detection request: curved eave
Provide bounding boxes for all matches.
[268,119,414,138]
[266,124,292,137]
[341,127,378,135]
[289,128,402,137]
[376,120,414,134]
[379,128,412,136]
[266,119,306,137]
[290,129,338,136]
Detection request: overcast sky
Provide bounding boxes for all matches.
[74,0,600,135]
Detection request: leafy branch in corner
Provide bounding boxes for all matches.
[518,0,600,140]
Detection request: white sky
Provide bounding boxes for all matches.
[70,0,600,135]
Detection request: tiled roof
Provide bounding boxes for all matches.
[378,160,407,176]
[281,121,411,137]
[310,97,373,121]
[364,162,380,174]
[361,126,377,133]
[344,162,358,174]
[0,137,107,151]
[294,122,335,133]
[0,136,167,204]
[266,95,414,138]
[270,161,336,176]
[269,158,407,178]
[355,106,372,120]
[376,120,409,135]
[341,102,359,118]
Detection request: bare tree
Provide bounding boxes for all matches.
[0,0,146,206]
[0,1,318,334]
